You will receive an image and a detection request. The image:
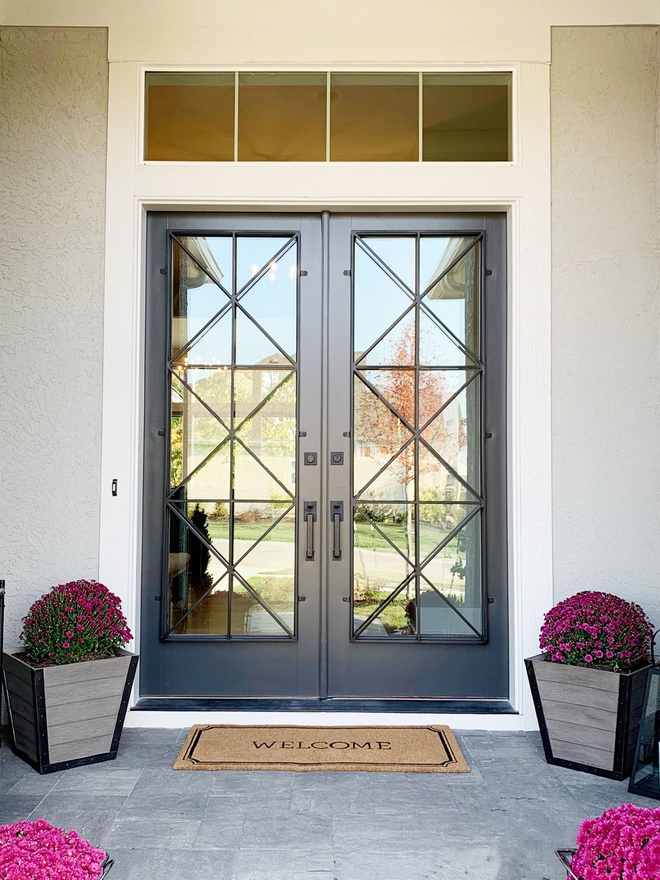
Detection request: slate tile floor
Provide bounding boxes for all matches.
[1,727,658,879]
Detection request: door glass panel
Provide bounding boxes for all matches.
[421,239,480,357]
[353,245,413,360]
[238,73,327,162]
[178,236,232,292]
[236,236,294,292]
[359,238,416,292]
[170,376,228,488]
[145,73,235,161]
[172,241,231,358]
[422,73,511,162]
[166,233,298,638]
[330,73,419,161]
[352,233,484,639]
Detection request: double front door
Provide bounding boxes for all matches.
[141,212,507,702]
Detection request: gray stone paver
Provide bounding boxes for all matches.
[1,727,658,879]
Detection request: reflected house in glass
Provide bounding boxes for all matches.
[629,666,660,801]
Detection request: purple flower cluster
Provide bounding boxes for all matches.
[571,804,660,878]
[539,591,653,672]
[0,819,106,879]
[21,580,132,666]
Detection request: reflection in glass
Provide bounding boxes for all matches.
[145,73,235,161]
[166,234,298,638]
[178,236,232,291]
[359,238,416,291]
[353,244,413,361]
[172,241,231,358]
[330,74,419,161]
[352,232,484,639]
[238,73,327,162]
[421,239,480,358]
[418,514,483,636]
[423,73,511,162]
[236,236,294,292]
[170,376,228,488]
[421,376,481,497]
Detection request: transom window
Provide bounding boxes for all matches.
[145,71,512,163]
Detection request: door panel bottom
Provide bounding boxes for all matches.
[133,698,516,714]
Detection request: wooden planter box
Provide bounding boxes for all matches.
[525,653,648,780]
[2,649,138,774]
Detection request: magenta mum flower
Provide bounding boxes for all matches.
[571,804,660,879]
[0,818,107,879]
[539,591,652,672]
[20,580,132,666]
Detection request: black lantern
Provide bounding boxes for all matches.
[628,666,660,800]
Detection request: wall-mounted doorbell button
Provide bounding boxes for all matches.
[304,452,318,466]
[331,452,344,465]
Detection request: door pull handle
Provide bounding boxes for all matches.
[304,501,317,560]
[331,501,344,560]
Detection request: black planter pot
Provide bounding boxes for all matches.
[2,649,138,774]
[526,653,649,780]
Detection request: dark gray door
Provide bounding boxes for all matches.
[141,212,507,702]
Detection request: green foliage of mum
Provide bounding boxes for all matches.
[21,580,132,665]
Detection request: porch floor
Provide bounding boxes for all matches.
[1,727,657,879]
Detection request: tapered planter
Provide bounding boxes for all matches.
[2,648,138,774]
[526,653,649,780]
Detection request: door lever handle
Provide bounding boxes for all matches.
[331,501,344,560]
[304,501,317,560]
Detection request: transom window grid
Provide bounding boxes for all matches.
[350,233,486,642]
[164,232,300,641]
[144,71,512,163]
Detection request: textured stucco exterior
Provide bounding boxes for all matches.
[551,27,660,624]
[0,28,108,646]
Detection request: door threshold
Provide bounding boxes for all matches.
[132,698,516,714]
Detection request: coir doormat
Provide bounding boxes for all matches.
[173,725,469,773]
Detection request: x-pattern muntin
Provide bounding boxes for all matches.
[352,233,484,640]
[167,232,299,640]
[168,370,296,500]
[171,235,297,365]
[166,498,296,638]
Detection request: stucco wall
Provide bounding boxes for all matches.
[0,27,108,646]
[551,27,660,625]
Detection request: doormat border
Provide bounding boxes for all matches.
[174,724,470,773]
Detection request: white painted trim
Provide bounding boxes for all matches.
[125,711,527,731]
[99,61,552,730]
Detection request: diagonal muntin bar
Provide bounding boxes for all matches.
[165,570,230,638]
[354,504,414,568]
[233,504,294,566]
[171,234,232,298]
[233,369,295,436]
[419,504,482,571]
[233,435,294,501]
[235,300,295,364]
[355,301,416,367]
[419,235,481,300]
[168,500,231,568]
[231,569,294,638]
[354,434,415,501]
[171,369,231,434]
[353,575,415,639]
[171,298,233,365]
[418,436,482,502]
[417,368,481,433]
[354,370,415,433]
[419,571,483,639]
[168,434,231,499]
[420,301,481,368]
[355,237,415,300]
[235,236,297,301]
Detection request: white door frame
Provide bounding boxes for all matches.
[99,60,552,730]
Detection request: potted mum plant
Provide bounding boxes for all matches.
[525,591,654,780]
[0,818,113,879]
[557,803,660,878]
[2,580,138,774]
